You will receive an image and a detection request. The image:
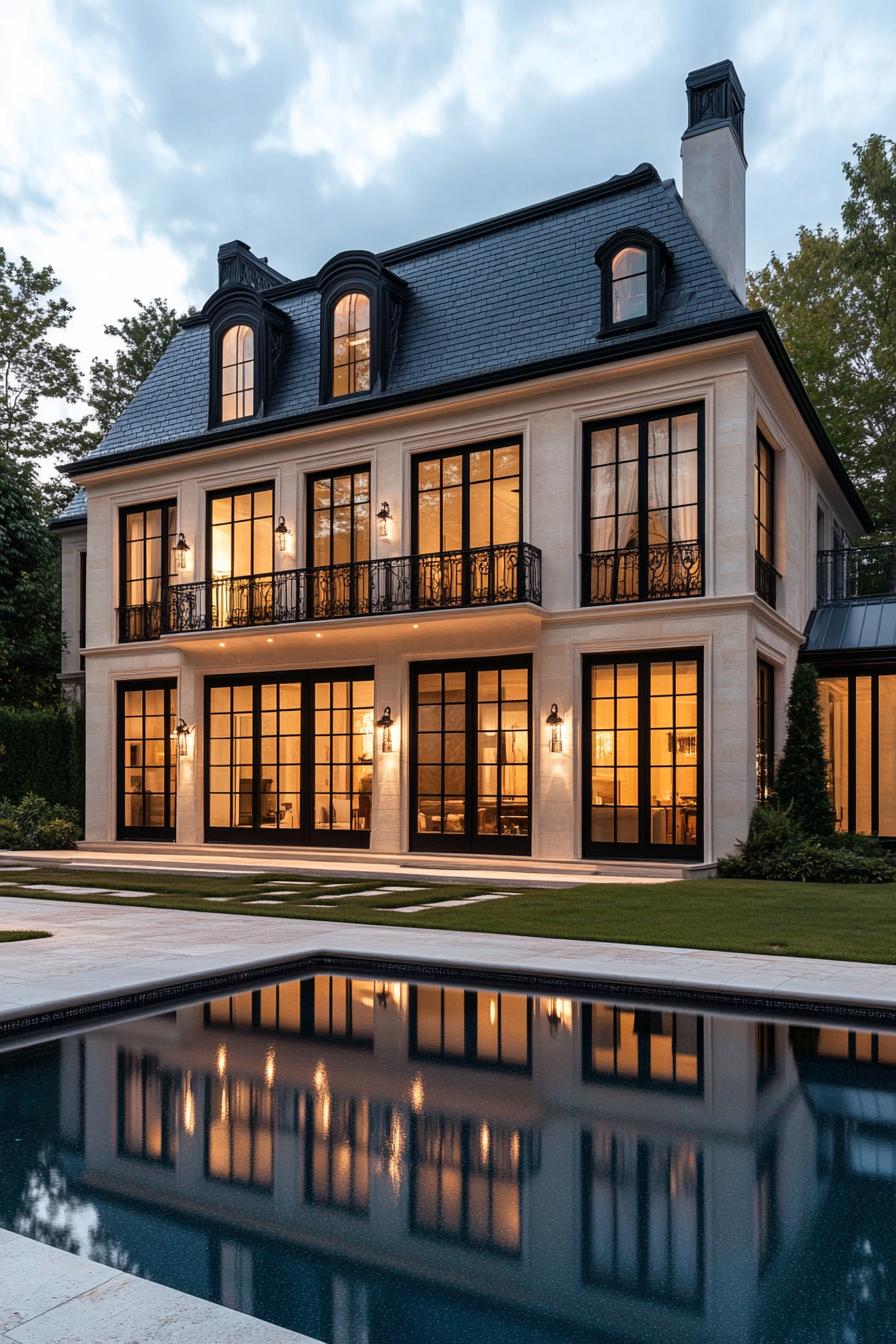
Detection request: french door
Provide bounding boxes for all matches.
[583,650,702,860]
[412,440,522,607]
[205,669,375,846]
[306,465,371,617]
[119,500,177,641]
[117,680,177,840]
[409,656,531,855]
[206,482,274,628]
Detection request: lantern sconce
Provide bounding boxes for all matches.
[546,703,564,753]
[172,717,195,758]
[377,705,394,753]
[376,981,391,1011]
[275,515,290,553]
[174,533,191,571]
[376,500,393,540]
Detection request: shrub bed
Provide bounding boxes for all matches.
[0,794,81,850]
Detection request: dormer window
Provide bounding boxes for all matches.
[332,292,371,397]
[595,229,671,335]
[221,323,255,421]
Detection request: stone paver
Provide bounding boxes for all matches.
[2,895,896,1026]
[0,1233,313,1343]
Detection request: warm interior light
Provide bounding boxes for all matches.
[182,1070,195,1136]
[264,1045,276,1089]
[216,1043,228,1078]
[409,1073,425,1114]
[171,717,194,759]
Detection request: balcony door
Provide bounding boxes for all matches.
[583,406,703,604]
[410,656,531,855]
[412,440,522,607]
[117,680,176,840]
[306,466,370,617]
[119,500,177,641]
[206,669,374,846]
[206,483,274,628]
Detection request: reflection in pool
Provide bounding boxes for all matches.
[2,974,896,1343]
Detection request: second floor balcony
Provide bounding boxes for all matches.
[817,544,896,606]
[117,541,542,642]
[581,539,703,606]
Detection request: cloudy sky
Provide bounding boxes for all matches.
[2,0,895,385]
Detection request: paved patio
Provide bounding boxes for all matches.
[4,894,896,1031]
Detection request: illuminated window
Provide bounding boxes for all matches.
[207,1078,273,1190]
[118,681,177,839]
[305,1094,370,1215]
[220,323,254,421]
[818,670,896,838]
[584,1005,702,1092]
[611,247,648,323]
[410,1115,523,1255]
[595,229,668,333]
[756,659,775,802]
[119,500,177,642]
[332,292,371,397]
[117,1050,178,1166]
[410,986,531,1072]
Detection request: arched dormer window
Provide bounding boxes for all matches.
[595,229,671,336]
[332,292,371,397]
[221,323,255,421]
[317,252,407,404]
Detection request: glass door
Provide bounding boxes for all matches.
[205,669,374,847]
[206,483,274,628]
[117,680,176,839]
[119,501,177,641]
[306,466,370,617]
[410,657,531,855]
[413,441,521,607]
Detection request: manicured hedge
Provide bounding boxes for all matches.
[0,704,84,819]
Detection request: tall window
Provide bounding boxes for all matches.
[410,987,530,1072]
[306,1094,370,1214]
[117,1050,178,1165]
[119,501,177,641]
[207,483,274,628]
[332,292,371,397]
[118,680,176,839]
[584,407,702,604]
[411,658,530,855]
[818,669,896,838]
[756,659,775,802]
[414,442,522,606]
[754,432,776,605]
[611,246,648,323]
[307,466,371,617]
[221,323,254,421]
[207,1078,273,1190]
[410,1115,523,1255]
[583,1006,702,1093]
[584,652,701,859]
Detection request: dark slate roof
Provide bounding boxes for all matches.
[80,165,744,464]
[804,598,896,655]
[49,487,87,528]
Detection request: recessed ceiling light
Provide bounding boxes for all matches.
[218,641,225,648]
[412,623,419,629]
[315,633,322,639]
[266,637,273,644]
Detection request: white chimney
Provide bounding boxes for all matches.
[681,60,746,302]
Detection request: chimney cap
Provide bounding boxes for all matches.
[216,240,290,292]
[684,59,745,157]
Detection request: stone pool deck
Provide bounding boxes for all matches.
[3,894,896,1030]
[0,1231,314,1343]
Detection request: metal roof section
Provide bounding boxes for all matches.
[804,597,896,655]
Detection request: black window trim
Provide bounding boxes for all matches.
[204,478,276,586]
[204,285,289,429]
[317,251,407,405]
[118,497,178,643]
[305,461,372,570]
[581,647,704,862]
[116,676,177,842]
[410,435,524,559]
[580,1003,705,1096]
[594,227,671,335]
[407,985,533,1076]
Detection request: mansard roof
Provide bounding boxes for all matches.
[71,164,744,466]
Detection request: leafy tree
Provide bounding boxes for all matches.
[748,135,896,531]
[774,663,836,838]
[0,452,62,707]
[85,296,184,443]
[0,248,86,465]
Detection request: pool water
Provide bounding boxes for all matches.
[1,971,895,1344]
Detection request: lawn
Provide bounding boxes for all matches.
[0,930,50,943]
[1,865,895,963]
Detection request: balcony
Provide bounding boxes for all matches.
[754,551,779,609]
[817,544,896,606]
[581,540,703,606]
[116,542,542,642]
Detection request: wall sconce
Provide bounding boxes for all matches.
[172,717,195,758]
[376,981,391,1010]
[546,703,564,753]
[275,515,290,552]
[174,533,191,571]
[376,500,393,539]
[377,705,394,752]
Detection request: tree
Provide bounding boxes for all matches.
[0,452,62,707]
[748,135,896,531]
[84,297,184,444]
[0,248,86,466]
[774,663,836,838]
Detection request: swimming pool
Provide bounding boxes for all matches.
[1,965,893,1343]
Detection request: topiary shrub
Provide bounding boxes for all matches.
[773,663,835,837]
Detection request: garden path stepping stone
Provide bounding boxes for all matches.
[386,893,513,913]
[245,899,288,905]
[0,882,117,895]
[311,886,427,900]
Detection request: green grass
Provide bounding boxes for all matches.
[0,929,50,943]
[2,864,896,963]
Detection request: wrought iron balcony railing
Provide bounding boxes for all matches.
[817,544,896,605]
[754,551,779,609]
[116,542,542,641]
[582,540,703,606]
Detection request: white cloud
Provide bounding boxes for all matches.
[740,2,896,172]
[261,0,669,189]
[0,0,198,441]
[200,4,262,78]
